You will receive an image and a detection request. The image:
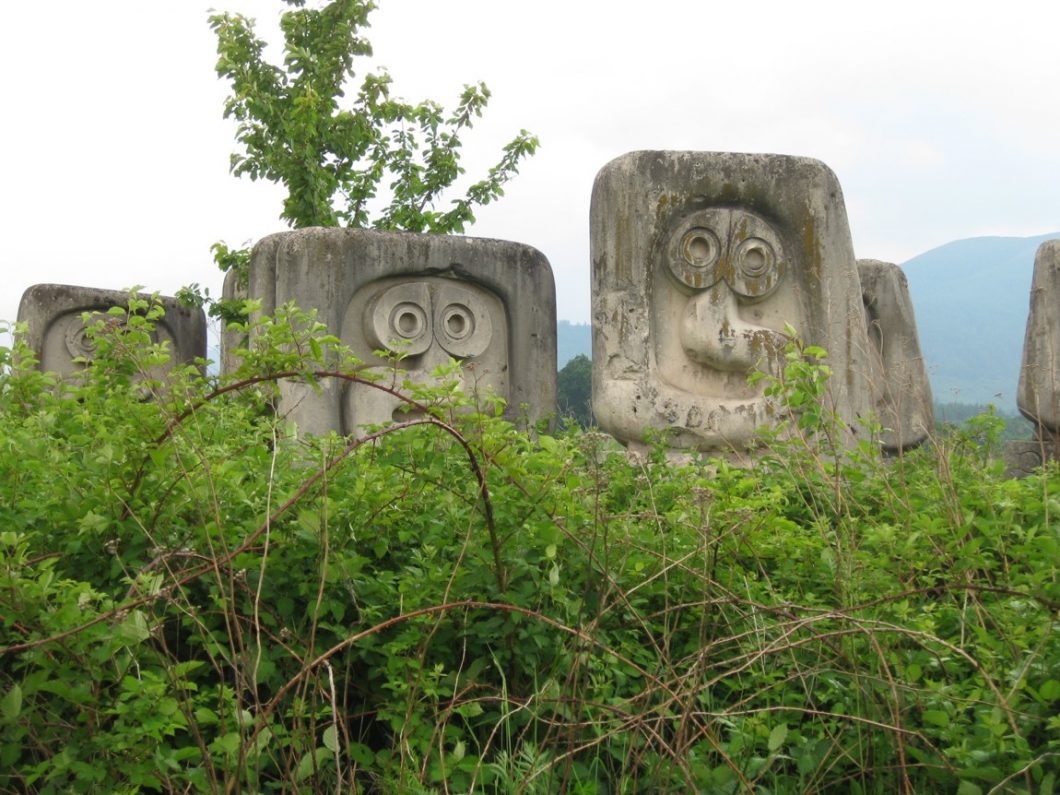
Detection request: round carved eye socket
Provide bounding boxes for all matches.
[390,302,428,340]
[729,229,784,300]
[735,237,774,278]
[366,282,433,356]
[441,304,474,341]
[65,319,98,360]
[667,221,725,291]
[434,286,493,359]
[681,228,720,268]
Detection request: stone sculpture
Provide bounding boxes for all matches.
[590,151,875,455]
[1017,240,1060,434]
[1011,239,1060,473]
[857,259,933,452]
[16,283,206,380]
[237,227,556,436]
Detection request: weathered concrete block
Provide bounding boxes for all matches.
[857,260,934,452]
[590,151,875,454]
[1017,240,1060,433]
[242,227,556,436]
[16,283,206,379]
[1002,438,1056,479]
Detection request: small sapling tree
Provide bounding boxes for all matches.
[210,0,538,238]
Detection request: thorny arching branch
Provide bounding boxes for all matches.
[1,376,506,658]
[227,599,745,795]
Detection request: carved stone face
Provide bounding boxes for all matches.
[39,310,176,377]
[340,277,509,431]
[236,228,556,437]
[17,284,206,382]
[654,207,791,400]
[590,151,874,454]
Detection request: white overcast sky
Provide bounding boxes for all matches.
[2,0,1058,329]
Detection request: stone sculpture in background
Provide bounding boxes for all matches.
[1009,239,1060,474]
[16,283,206,380]
[590,150,875,456]
[857,259,933,452]
[232,228,556,436]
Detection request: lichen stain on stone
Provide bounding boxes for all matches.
[654,193,672,225]
[747,328,781,358]
[719,182,740,202]
[801,217,823,281]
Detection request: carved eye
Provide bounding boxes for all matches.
[665,210,729,291]
[434,285,493,358]
[727,214,785,300]
[681,228,720,268]
[64,316,99,360]
[390,302,428,340]
[366,282,433,355]
[736,238,772,277]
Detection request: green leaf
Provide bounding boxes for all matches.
[296,747,333,781]
[213,732,241,756]
[455,701,484,718]
[1039,679,1060,701]
[1,683,21,723]
[194,707,219,726]
[117,610,152,644]
[767,723,787,752]
[922,710,949,728]
[348,741,375,767]
[323,725,339,753]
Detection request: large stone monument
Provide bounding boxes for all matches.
[16,284,206,379]
[857,259,933,452]
[1010,239,1060,473]
[590,151,875,455]
[235,228,556,436]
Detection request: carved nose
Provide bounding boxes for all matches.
[679,285,773,373]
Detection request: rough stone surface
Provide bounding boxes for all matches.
[857,259,934,452]
[220,269,247,376]
[239,227,556,435]
[1017,240,1060,433]
[590,151,875,454]
[1002,438,1058,479]
[16,283,206,379]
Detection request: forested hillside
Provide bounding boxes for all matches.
[900,232,1059,408]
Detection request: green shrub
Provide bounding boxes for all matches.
[1,306,1057,793]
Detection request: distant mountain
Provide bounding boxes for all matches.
[557,320,591,367]
[556,233,1060,410]
[902,233,1060,409]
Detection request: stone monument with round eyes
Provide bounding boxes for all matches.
[857,259,934,453]
[590,151,876,455]
[236,227,556,436]
[17,283,206,381]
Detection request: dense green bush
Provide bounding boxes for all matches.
[0,301,1057,793]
